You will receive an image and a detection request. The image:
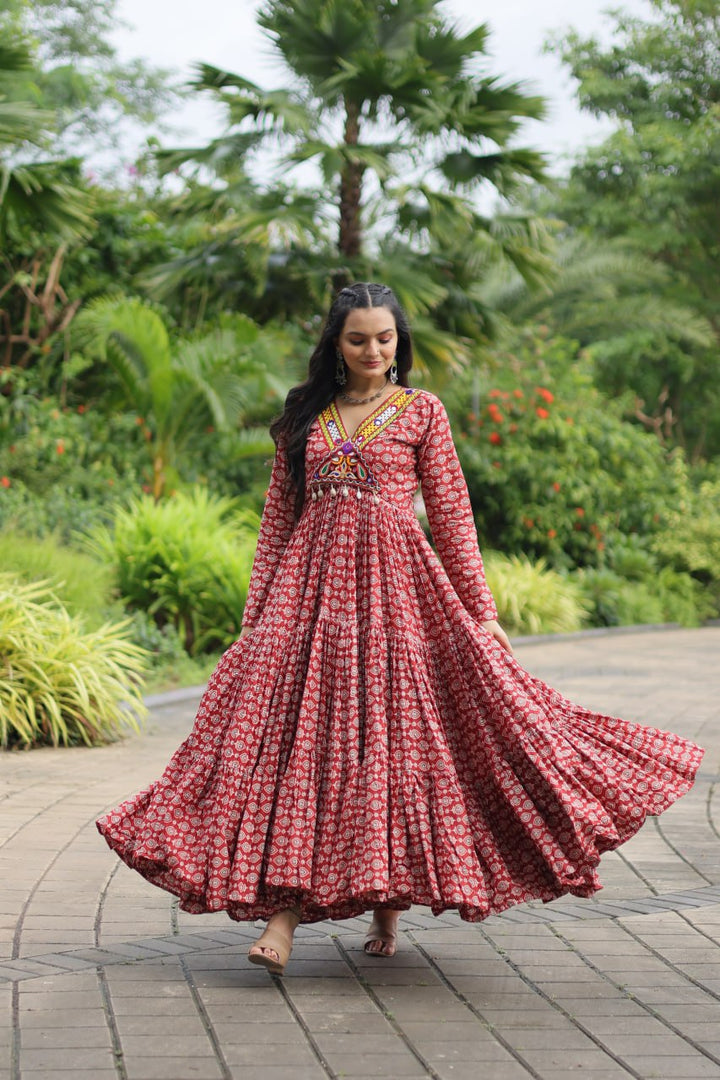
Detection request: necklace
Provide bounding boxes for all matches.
[338,380,389,406]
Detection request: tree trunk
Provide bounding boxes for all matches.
[338,97,364,259]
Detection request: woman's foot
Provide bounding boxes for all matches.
[364,908,400,957]
[247,907,301,975]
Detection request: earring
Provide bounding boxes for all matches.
[389,358,398,384]
[335,347,347,386]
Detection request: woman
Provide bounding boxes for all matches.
[97,282,704,975]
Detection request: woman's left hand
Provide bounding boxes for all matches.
[480,619,513,654]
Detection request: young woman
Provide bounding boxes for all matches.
[97,283,704,975]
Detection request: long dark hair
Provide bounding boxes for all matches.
[270,282,414,516]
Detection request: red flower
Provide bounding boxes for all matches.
[9,445,15,453]
[547,528,557,539]
[513,389,524,399]
[1,476,10,488]
[489,389,502,399]
[56,440,65,455]
[552,481,561,492]
[535,407,550,419]
[492,461,502,469]
[523,517,535,529]
[537,387,554,403]
[509,423,518,433]
[489,431,502,445]
[135,416,144,426]
[77,404,86,414]
[575,507,585,517]
[142,484,151,493]
[488,406,505,424]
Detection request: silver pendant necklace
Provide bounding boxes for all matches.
[338,379,389,406]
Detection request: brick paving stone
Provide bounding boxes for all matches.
[224,1069,328,1080]
[321,1052,433,1076]
[18,1008,107,1029]
[429,1062,532,1080]
[18,1027,113,1049]
[120,1058,223,1079]
[222,1041,318,1066]
[19,1047,117,1069]
[622,1057,720,1077]
[16,1073,118,1080]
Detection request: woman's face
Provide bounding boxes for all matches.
[337,306,398,383]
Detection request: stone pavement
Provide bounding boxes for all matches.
[1,625,719,1080]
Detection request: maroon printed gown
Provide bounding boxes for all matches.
[97,389,704,923]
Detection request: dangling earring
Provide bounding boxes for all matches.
[389,357,399,384]
[335,347,347,386]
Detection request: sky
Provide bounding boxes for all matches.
[111,0,650,172]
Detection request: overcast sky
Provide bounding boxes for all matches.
[112,0,650,171]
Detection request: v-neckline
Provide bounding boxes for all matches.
[330,387,406,445]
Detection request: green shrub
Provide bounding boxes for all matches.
[652,474,720,618]
[85,488,261,654]
[0,530,119,628]
[0,384,146,541]
[0,575,147,749]
[576,565,711,628]
[484,552,591,636]
[448,333,685,571]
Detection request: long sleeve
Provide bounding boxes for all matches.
[417,394,498,622]
[242,444,297,626]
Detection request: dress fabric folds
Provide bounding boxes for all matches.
[97,388,704,924]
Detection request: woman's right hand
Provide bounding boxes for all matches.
[239,625,254,640]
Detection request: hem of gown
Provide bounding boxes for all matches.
[96,760,699,925]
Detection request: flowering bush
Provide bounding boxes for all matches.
[0,378,146,538]
[448,334,685,571]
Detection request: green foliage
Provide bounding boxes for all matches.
[0,378,146,538]
[652,472,720,613]
[484,553,590,636]
[73,297,280,498]
[85,489,261,654]
[449,332,682,571]
[0,574,147,749]
[0,528,117,626]
[0,29,92,242]
[148,0,551,351]
[576,565,711,629]
[550,0,720,458]
[2,0,177,158]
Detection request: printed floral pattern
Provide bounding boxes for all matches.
[97,390,704,924]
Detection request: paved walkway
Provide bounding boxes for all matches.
[1,626,719,1080]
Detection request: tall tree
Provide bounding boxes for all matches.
[1,0,176,157]
[189,0,546,260]
[551,0,720,458]
[150,1,550,369]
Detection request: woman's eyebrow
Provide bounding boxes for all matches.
[347,327,395,336]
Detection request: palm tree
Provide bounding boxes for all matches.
[0,40,90,241]
[75,298,287,499]
[162,0,546,263]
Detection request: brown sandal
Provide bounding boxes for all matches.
[247,907,301,975]
[364,919,398,958]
